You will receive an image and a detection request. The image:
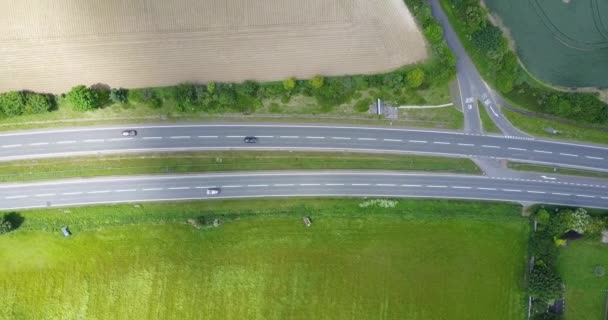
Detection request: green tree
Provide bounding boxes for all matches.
[0,91,26,116]
[109,88,128,104]
[423,23,444,43]
[472,25,503,53]
[66,85,99,111]
[236,80,258,97]
[25,93,53,114]
[0,216,12,235]
[207,82,216,95]
[283,78,296,91]
[535,209,551,225]
[406,68,425,88]
[309,76,325,89]
[528,262,564,302]
[558,208,591,234]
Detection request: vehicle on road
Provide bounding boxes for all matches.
[121,130,137,137]
[206,188,221,196]
[243,136,258,143]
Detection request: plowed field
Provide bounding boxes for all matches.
[0,0,427,93]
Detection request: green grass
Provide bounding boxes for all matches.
[478,101,501,134]
[508,162,608,179]
[503,108,608,145]
[0,199,528,319]
[559,240,608,320]
[0,152,481,183]
[398,106,464,130]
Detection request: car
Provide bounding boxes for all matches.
[121,130,137,136]
[206,188,221,196]
[243,136,258,143]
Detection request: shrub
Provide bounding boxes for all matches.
[309,76,325,89]
[528,262,564,302]
[67,85,99,111]
[557,208,591,234]
[424,23,444,43]
[282,78,296,91]
[26,93,54,114]
[354,98,372,112]
[0,216,12,235]
[109,88,128,104]
[406,68,425,88]
[0,91,26,116]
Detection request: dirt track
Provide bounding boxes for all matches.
[0,0,427,93]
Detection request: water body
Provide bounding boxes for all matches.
[484,0,608,88]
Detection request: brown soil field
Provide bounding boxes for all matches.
[0,0,427,94]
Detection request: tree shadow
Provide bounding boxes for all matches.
[4,212,24,231]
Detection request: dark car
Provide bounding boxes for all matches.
[243,136,258,143]
[121,130,137,137]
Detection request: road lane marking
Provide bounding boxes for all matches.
[142,137,163,140]
[170,136,191,139]
[534,150,552,154]
[198,136,218,139]
[560,153,578,157]
[527,191,546,194]
[451,186,472,189]
[306,136,325,139]
[409,140,427,144]
[247,184,268,187]
[482,145,500,149]
[35,193,56,197]
[226,136,245,138]
[257,136,274,138]
[195,186,216,189]
[83,139,104,143]
[552,193,571,196]
[503,189,521,192]
[30,142,50,146]
[357,138,377,141]
[274,184,294,187]
[427,185,447,188]
[478,187,497,191]
[458,143,474,146]
[115,189,137,193]
[168,187,190,190]
[325,183,345,186]
[109,138,133,142]
[300,183,321,186]
[143,188,164,191]
[433,141,450,145]
[280,136,299,139]
[383,139,402,142]
[2,144,22,148]
[56,140,77,144]
[376,184,396,187]
[576,195,595,198]
[508,147,526,151]
[586,156,604,160]
[401,184,422,187]
[352,183,370,186]
[87,190,111,194]
[62,192,83,195]
[5,195,27,199]
[222,185,243,188]
[331,137,351,140]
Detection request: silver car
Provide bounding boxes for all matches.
[206,188,221,195]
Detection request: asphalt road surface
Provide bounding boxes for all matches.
[1,171,607,210]
[1,124,606,172]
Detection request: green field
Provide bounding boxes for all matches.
[484,0,608,87]
[559,240,608,320]
[0,151,480,183]
[478,102,501,134]
[0,199,528,319]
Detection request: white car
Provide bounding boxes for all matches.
[206,188,221,195]
[121,130,137,136]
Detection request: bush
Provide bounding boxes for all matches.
[26,93,54,114]
[354,98,372,112]
[309,76,325,89]
[528,262,564,302]
[282,78,296,91]
[406,68,425,88]
[0,216,12,235]
[0,91,26,116]
[67,85,99,111]
[109,88,128,104]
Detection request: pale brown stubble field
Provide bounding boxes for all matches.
[0,0,427,94]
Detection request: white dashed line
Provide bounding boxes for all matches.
[331,137,351,140]
[142,137,162,140]
[576,195,595,198]
[433,141,450,145]
[508,147,526,151]
[197,135,218,139]
[29,142,50,146]
[115,189,136,193]
[534,150,552,154]
[61,192,82,196]
[560,153,578,157]
[56,140,77,144]
[306,136,325,139]
[482,145,500,149]
[247,184,268,188]
[2,144,22,148]
[458,143,474,147]
[83,139,104,143]
[109,138,133,142]
[325,183,345,186]
[352,183,370,186]
[503,189,521,192]
[168,187,190,190]
[451,186,472,189]
[409,140,427,144]
[143,188,164,191]
[477,187,497,191]
[552,193,571,196]
[6,195,27,199]
[195,186,216,189]
[357,138,377,141]
[527,191,545,194]
[226,136,245,138]
[274,184,294,187]
[586,156,604,160]
[170,136,191,139]
[383,139,402,142]
[300,183,321,186]
[35,193,56,197]
[280,136,299,139]
[401,184,422,187]
[87,190,111,194]
[376,184,396,187]
[257,136,274,138]
[222,185,243,188]
[427,185,447,188]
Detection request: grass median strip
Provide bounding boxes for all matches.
[0,151,481,182]
[508,162,608,179]
[478,101,501,134]
[0,199,527,319]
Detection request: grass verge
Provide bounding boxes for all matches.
[503,108,608,145]
[559,240,608,320]
[0,199,528,319]
[0,151,481,183]
[478,102,501,134]
[508,162,608,179]
[398,105,464,130]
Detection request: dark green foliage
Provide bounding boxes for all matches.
[472,25,502,53]
[529,262,564,302]
[26,93,54,114]
[235,80,258,97]
[109,88,128,104]
[354,98,372,112]
[67,85,99,111]
[407,68,426,88]
[0,91,54,117]
[0,91,26,116]
[424,23,444,43]
[0,214,13,235]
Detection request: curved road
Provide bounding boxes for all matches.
[1,171,607,210]
[1,124,607,172]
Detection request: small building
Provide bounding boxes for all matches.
[61,226,71,237]
[302,216,312,227]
